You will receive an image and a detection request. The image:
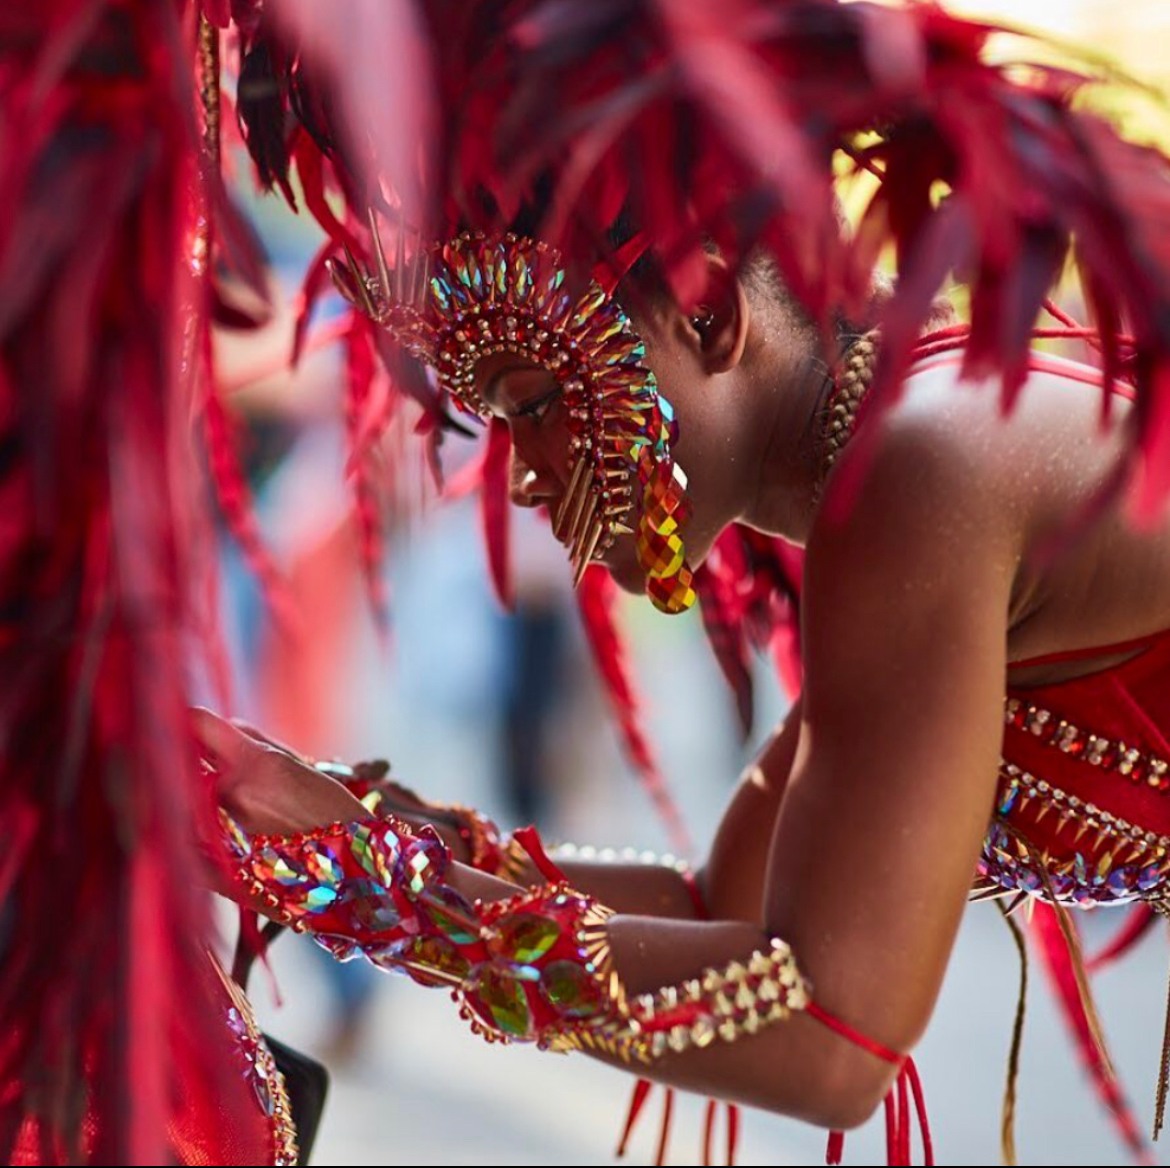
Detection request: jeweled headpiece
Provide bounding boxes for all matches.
[329,220,696,614]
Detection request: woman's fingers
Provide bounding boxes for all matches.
[191,705,369,836]
[191,706,253,770]
[229,717,303,758]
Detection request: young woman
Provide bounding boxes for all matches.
[201,175,1170,1168]
[194,2,1170,1164]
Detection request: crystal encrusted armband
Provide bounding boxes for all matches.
[221,811,809,1062]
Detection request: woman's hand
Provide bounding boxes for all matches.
[192,706,369,837]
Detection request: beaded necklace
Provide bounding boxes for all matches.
[816,330,880,496]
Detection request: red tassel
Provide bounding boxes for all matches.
[905,1060,934,1166]
[655,1086,674,1167]
[1027,902,1153,1163]
[884,1089,898,1166]
[826,1129,845,1165]
[616,1078,654,1158]
[896,1066,911,1165]
[1087,903,1159,975]
[725,1102,739,1166]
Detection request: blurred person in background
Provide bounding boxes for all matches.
[491,505,584,831]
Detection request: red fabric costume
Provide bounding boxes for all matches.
[995,628,1170,905]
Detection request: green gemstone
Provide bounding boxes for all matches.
[465,966,533,1039]
[540,960,607,1019]
[499,913,560,964]
[404,935,471,984]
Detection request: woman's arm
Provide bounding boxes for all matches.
[562,418,1020,1125]
[204,707,800,923]
[206,410,1024,1131]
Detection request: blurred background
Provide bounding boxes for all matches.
[208,2,1170,1164]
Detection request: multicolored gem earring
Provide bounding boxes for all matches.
[328,218,697,614]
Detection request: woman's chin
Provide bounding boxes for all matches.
[593,539,646,596]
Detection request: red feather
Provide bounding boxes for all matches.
[0,3,254,1160]
[341,315,392,639]
[480,417,514,610]
[694,525,804,738]
[575,566,693,857]
[1026,903,1153,1164]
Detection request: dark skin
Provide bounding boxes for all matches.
[198,250,1170,1130]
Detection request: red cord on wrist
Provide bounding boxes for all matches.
[679,866,709,920]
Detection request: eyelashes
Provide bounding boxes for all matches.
[512,385,562,424]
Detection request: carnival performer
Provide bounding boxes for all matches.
[190,2,1170,1165]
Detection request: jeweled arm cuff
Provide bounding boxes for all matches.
[220,810,810,1064]
[314,758,505,874]
[219,808,628,1047]
[558,937,812,1063]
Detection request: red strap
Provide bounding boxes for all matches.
[511,824,569,883]
[808,1002,934,1166]
[806,1001,902,1064]
[680,866,709,920]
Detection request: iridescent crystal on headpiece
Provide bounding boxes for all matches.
[329,220,696,614]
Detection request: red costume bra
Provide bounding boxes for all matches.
[982,628,1170,906]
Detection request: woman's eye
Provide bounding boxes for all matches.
[515,387,560,424]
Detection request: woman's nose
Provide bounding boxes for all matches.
[509,453,559,508]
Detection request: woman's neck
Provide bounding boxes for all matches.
[745,329,879,544]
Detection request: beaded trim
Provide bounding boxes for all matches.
[628,938,810,1059]
[980,763,1170,904]
[997,763,1170,858]
[497,836,710,918]
[547,841,692,872]
[559,937,810,1062]
[216,960,299,1166]
[1003,696,1170,792]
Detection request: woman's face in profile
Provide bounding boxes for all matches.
[471,296,752,603]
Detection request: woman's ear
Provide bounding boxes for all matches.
[689,252,750,374]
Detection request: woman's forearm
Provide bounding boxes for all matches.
[585,913,898,1128]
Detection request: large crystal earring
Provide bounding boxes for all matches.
[635,394,696,614]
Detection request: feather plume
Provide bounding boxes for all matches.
[431,0,1170,523]
[575,566,693,857]
[0,3,251,1160]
